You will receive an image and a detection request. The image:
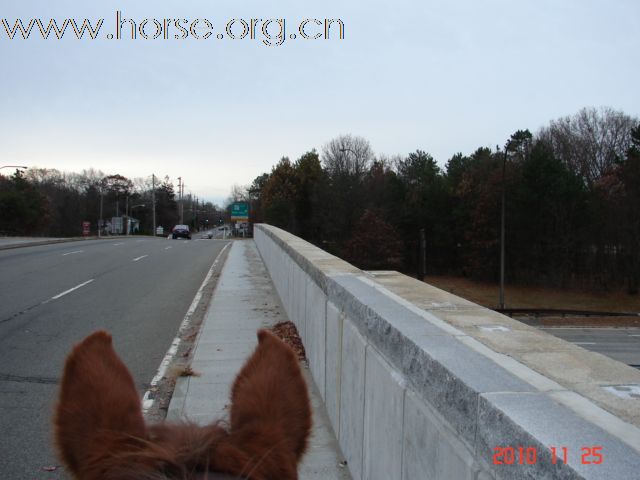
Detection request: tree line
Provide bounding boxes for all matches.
[0,169,224,237]
[245,107,640,294]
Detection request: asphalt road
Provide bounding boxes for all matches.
[540,327,640,368]
[0,236,230,479]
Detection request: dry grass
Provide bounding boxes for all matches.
[424,275,640,313]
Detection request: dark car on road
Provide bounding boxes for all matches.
[171,225,191,239]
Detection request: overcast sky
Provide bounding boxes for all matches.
[1,0,638,205]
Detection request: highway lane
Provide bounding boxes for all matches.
[540,327,640,368]
[0,237,230,479]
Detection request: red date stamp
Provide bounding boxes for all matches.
[492,446,604,465]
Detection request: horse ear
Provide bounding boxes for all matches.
[54,331,146,477]
[217,329,311,479]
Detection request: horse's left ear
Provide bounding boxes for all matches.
[54,331,146,478]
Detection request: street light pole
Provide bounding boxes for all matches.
[0,165,28,170]
[339,147,357,166]
[499,140,512,310]
[339,147,358,177]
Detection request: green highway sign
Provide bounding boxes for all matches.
[231,202,249,220]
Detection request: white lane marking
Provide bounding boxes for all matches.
[113,243,124,246]
[51,279,95,300]
[603,384,640,400]
[479,325,511,332]
[541,327,632,330]
[142,242,231,413]
[132,255,148,262]
[62,250,83,256]
[164,246,172,250]
[574,342,597,345]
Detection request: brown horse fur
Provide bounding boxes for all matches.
[54,329,312,479]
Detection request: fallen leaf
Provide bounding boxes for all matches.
[270,321,307,361]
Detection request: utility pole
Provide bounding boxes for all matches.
[419,229,426,280]
[99,191,103,238]
[152,174,156,236]
[181,181,185,224]
[192,195,196,229]
[178,177,183,224]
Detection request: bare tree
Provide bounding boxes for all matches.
[24,167,65,187]
[225,183,249,206]
[539,107,638,185]
[322,134,374,179]
[132,176,153,195]
[101,174,133,217]
[101,174,133,196]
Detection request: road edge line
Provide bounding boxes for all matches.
[141,242,231,414]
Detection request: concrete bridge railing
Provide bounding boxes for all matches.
[253,224,640,480]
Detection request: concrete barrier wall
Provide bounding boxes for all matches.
[253,224,640,480]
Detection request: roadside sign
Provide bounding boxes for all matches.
[82,221,90,237]
[231,202,249,221]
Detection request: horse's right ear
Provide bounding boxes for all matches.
[54,331,146,478]
[214,329,312,479]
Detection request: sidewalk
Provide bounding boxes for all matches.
[0,235,173,251]
[167,240,351,480]
[0,236,87,250]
